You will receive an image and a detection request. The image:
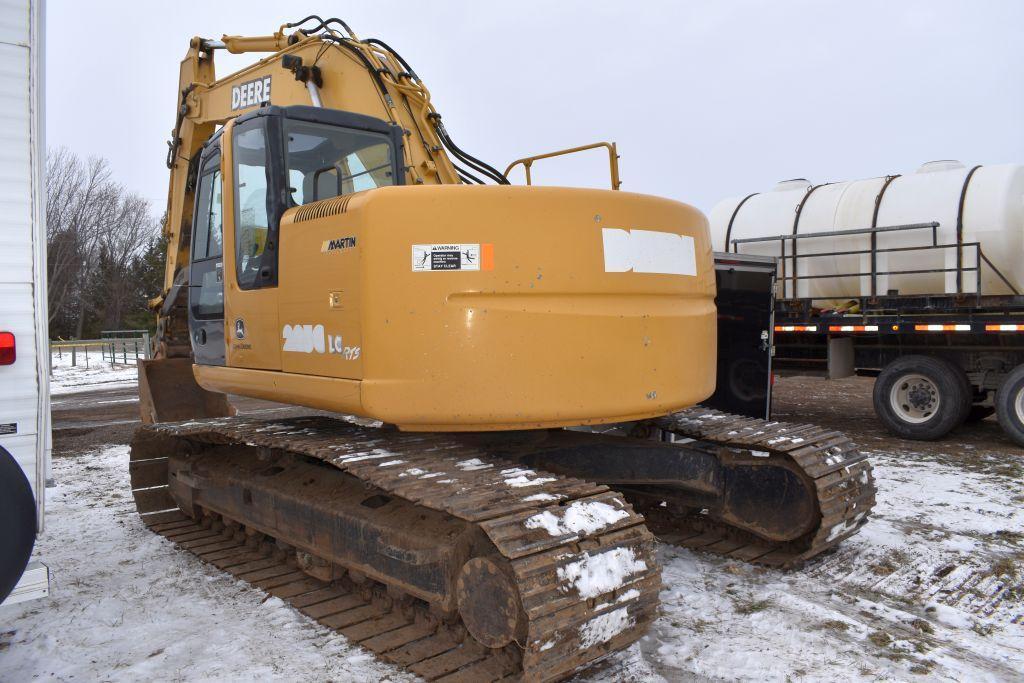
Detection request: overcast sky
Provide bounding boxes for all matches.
[46,0,1024,214]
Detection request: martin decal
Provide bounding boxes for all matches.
[321,236,357,253]
[231,76,272,111]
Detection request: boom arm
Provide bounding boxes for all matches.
[158,24,479,315]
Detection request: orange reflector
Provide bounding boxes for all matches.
[913,324,971,332]
[774,325,818,333]
[828,325,879,333]
[985,324,1024,332]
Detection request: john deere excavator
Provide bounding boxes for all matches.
[131,16,876,682]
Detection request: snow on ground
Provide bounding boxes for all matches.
[0,445,412,683]
[49,349,139,395]
[628,451,1024,683]
[4,381,1023,681]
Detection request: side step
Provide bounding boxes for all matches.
[0,561,49,607]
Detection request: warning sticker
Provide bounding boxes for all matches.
[412,244,492,272]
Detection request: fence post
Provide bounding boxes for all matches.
[71,345,76,367]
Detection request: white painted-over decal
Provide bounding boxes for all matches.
[601,228,696,276]
[282,324,325,353]
[282,324,359,359]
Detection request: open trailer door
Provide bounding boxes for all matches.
[704,252,777,419]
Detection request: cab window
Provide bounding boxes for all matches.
[284,119,396,205]
[190,152,224,319]
[233,123,271,289]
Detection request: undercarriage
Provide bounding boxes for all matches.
[129,408,875,681]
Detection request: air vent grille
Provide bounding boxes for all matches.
[293,194,354,223]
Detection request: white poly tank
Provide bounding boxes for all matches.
[709,161,1024,300]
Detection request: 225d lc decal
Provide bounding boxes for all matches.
[282,324,360,360]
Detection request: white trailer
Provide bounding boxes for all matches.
[711,161,1024,445]
[0,0,49,606]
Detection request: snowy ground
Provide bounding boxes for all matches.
[0,445,413,683]
[2,376,1022,681]
[49,349,139,395]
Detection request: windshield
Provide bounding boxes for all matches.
[284,119,395,205]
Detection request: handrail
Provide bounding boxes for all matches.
[730,221,1020,300]
[731,222,939,245]
[504,142,621,190]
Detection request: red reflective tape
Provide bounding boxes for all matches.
[913,324,971,332]
[985,324,1024,332]
[774,325,818,333]
[828,325,879,332]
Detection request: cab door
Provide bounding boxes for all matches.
[189,150,226,366]
[222,116,281,370]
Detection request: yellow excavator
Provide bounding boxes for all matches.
[130,16,875,682]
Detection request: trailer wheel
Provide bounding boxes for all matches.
[996,364,1024,447]
[873,356,970,440]
[0,445,36,603]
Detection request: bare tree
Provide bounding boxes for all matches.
[46,148,159,338]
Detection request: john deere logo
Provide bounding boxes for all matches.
[234,319,246,340]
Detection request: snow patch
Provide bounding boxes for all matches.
[579,607,634,649]
[558,547,647,599]
[456,458,491,471]
[501,467,556,488]
[399,468,426,477]
[523,493,560,503]
[524,500,630,537]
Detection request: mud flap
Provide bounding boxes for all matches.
[138,358,234,424]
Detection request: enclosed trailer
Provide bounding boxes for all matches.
[0,0,50,606]
[710,161,1024,445]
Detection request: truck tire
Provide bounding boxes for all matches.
[996,364,1024,447]
[872,356,970,440]
[0,446,36,604]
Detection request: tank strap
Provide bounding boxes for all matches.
[725,192,758,253]
[869,174,901,296]
[789,183,829,299]
[956,165,982,294]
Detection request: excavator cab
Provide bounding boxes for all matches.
[187,106,403,366]
[140,106,404,422]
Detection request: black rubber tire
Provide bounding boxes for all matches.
[996,364,1024,448]
[965,404,996,423]
[0,446,36,604]
[872,355,971,440]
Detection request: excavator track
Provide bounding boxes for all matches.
[129,416,660,683]
[650,407,877,567]
[128,408,875,680]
